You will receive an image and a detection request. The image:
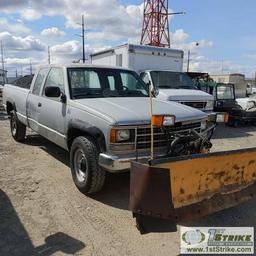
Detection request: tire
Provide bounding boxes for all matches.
[10,111,26,142]
[70,136,106,195]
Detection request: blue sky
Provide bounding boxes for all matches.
[0,0,255,77]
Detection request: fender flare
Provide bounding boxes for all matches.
[67,121,106,152]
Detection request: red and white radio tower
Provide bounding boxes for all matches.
[140,0,184,48]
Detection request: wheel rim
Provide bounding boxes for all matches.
[73,148,88,183]
[11,115,17,136]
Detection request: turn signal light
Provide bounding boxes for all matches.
[151,115,164,127]
[224,113,229,123]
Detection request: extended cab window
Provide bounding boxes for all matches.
[32,68,48,95]
[44,68,65,94]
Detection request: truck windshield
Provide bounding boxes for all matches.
[150,71,198,90]
[68,68,149,99]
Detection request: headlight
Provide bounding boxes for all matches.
[206,100,214,109]
[163,115,175,126]
[201,119,208,130]
[116,130,130,142]
[110,129,132,143]
[151,115,176,127]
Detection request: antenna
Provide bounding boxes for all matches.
[140,0,185,48]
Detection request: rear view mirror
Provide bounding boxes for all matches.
[45,86,61,98]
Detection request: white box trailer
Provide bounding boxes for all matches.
[90,44,184,73]
[91,44,215,124]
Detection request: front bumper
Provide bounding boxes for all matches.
[99,153,149,172]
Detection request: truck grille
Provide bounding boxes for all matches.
[180,101,207,110]
[136,122,201,150]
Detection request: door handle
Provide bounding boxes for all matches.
[38,102,42,107]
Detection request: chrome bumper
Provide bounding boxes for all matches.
[99,153,149,173]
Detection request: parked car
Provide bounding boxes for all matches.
[187,72,239,113]
[227,94,256,126]
[3,64,214,194]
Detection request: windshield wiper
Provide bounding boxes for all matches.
[180,85,198,90]
[158,85,179,89]
[73,92,103,99]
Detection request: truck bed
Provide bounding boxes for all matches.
[3,84,30,124]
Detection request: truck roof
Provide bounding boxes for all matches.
[37,64,134,72]
[90,43,184,57]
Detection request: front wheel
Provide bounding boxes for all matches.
[70,136,106,195]
[10,111,26,142]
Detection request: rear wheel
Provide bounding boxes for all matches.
[70,136,106,194]
[10,111,26,142]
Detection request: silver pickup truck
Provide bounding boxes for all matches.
[3,64,212,194]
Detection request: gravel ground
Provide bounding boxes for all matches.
[0,112,256,256]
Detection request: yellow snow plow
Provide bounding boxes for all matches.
[130,147,256,231]
[129,87,256,233]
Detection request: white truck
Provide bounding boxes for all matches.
[3,64,213,194]
[90,44,216,124]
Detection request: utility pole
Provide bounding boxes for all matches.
[48,46,50,64]
[1,40,6,84]
[82,15,85,63]
[75,14,86,63]
[186,42,199,72]
[187,50,190,72]
[29,59,33,75]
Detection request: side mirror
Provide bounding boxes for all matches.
[45,86,61,98]
[147,81,159,97]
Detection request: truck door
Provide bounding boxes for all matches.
[27,68,49,132]
[38,67,67,149]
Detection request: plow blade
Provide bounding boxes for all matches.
[129,148,256,222]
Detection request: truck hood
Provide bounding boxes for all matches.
[74,97,207,125]
[158,89,213,102]
[236,97,255,110]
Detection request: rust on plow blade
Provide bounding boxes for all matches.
[129,148,256,222]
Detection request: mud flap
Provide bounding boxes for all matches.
[129,148,256,232]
